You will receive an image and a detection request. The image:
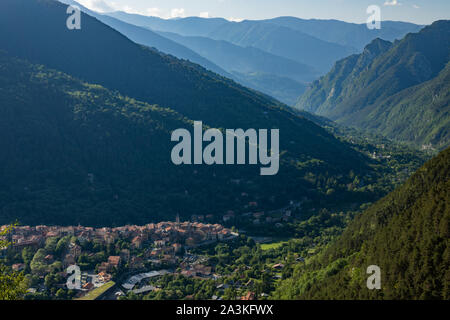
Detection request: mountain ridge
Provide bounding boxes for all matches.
[58,0,232,79]
[296,20,450,149]
[105,11,421,51]
[156,30,317,104]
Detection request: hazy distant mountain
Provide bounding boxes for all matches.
[158,31,317,83]
[61,1,308,104]
[104,11,356,73]
[103,11,421,104]
[104,11,422,74]
[296,21,450,149]
[105,12,421,53]
[0,0,372,225]
[202,21,355,74]
[157,31,317,104]
[107,11,229,37]
[231,72,308,106]
[261,17,422,51]
[59,0,231,78]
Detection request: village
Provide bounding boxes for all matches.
[0,198,308,300]
[0,219,239,299]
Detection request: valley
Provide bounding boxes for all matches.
[0,0,448,302]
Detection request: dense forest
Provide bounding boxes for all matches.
[274,147,449,299]
[0,51,392,227]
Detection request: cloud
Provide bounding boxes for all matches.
[228,17,243,22]
[77,0,114,12]
[77,1,163,17]
[412,4,420,9]
[171,8,186,18]
[384,0,401,6]
[146,7,162,17]
[77,2,206,20]
[121,5,139,14]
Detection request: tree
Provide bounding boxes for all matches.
[223,287,237,300]
[30,249,48,275]
[21,247,34,266]
[0,224,29,300]
[55,236,70,257]
[44,237,58,254]
[55,288,67,300]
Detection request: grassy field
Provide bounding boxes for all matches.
[75,281,115,300]
[260,241,288,251]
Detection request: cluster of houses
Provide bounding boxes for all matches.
[0,220,238,297]
[1,220,237,252]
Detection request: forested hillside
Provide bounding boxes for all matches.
[274,147,450,299]
[0,50,380,227]
[58,0,232,79]
[0,0,362,165]
[0,52,187,226]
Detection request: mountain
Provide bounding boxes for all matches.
[0,0,275,130]
[103,11,420,104]
[104,12,421,75]
[0,50,374,227]
[0,51,188,226]
[107,11,229,37]
[157,31,317,104]
[106,12,421,50]
[296,21,450,149]
[157,31,317,83]
[261,17,422,51]
[274,147,450,300]
[231,72,308,106]
[60,1,308,105]
[297,38,394,115]
[0,0,373,226]
[62,0,314,105]
[104,12,355,73]
[75,5,317,105]
[58,0,231,78]
[353,62,450,149]
[204,21,355,74]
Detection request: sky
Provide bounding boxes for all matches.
[76,0,450,25]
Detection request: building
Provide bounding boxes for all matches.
[82,282,94,291]
[108,256,121,269]
[131,236,143,249]
[241,292,256,300]
[12,263,25,271]
[272,263,285,270]
[97,272,112,283]
[98,256,122,273]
